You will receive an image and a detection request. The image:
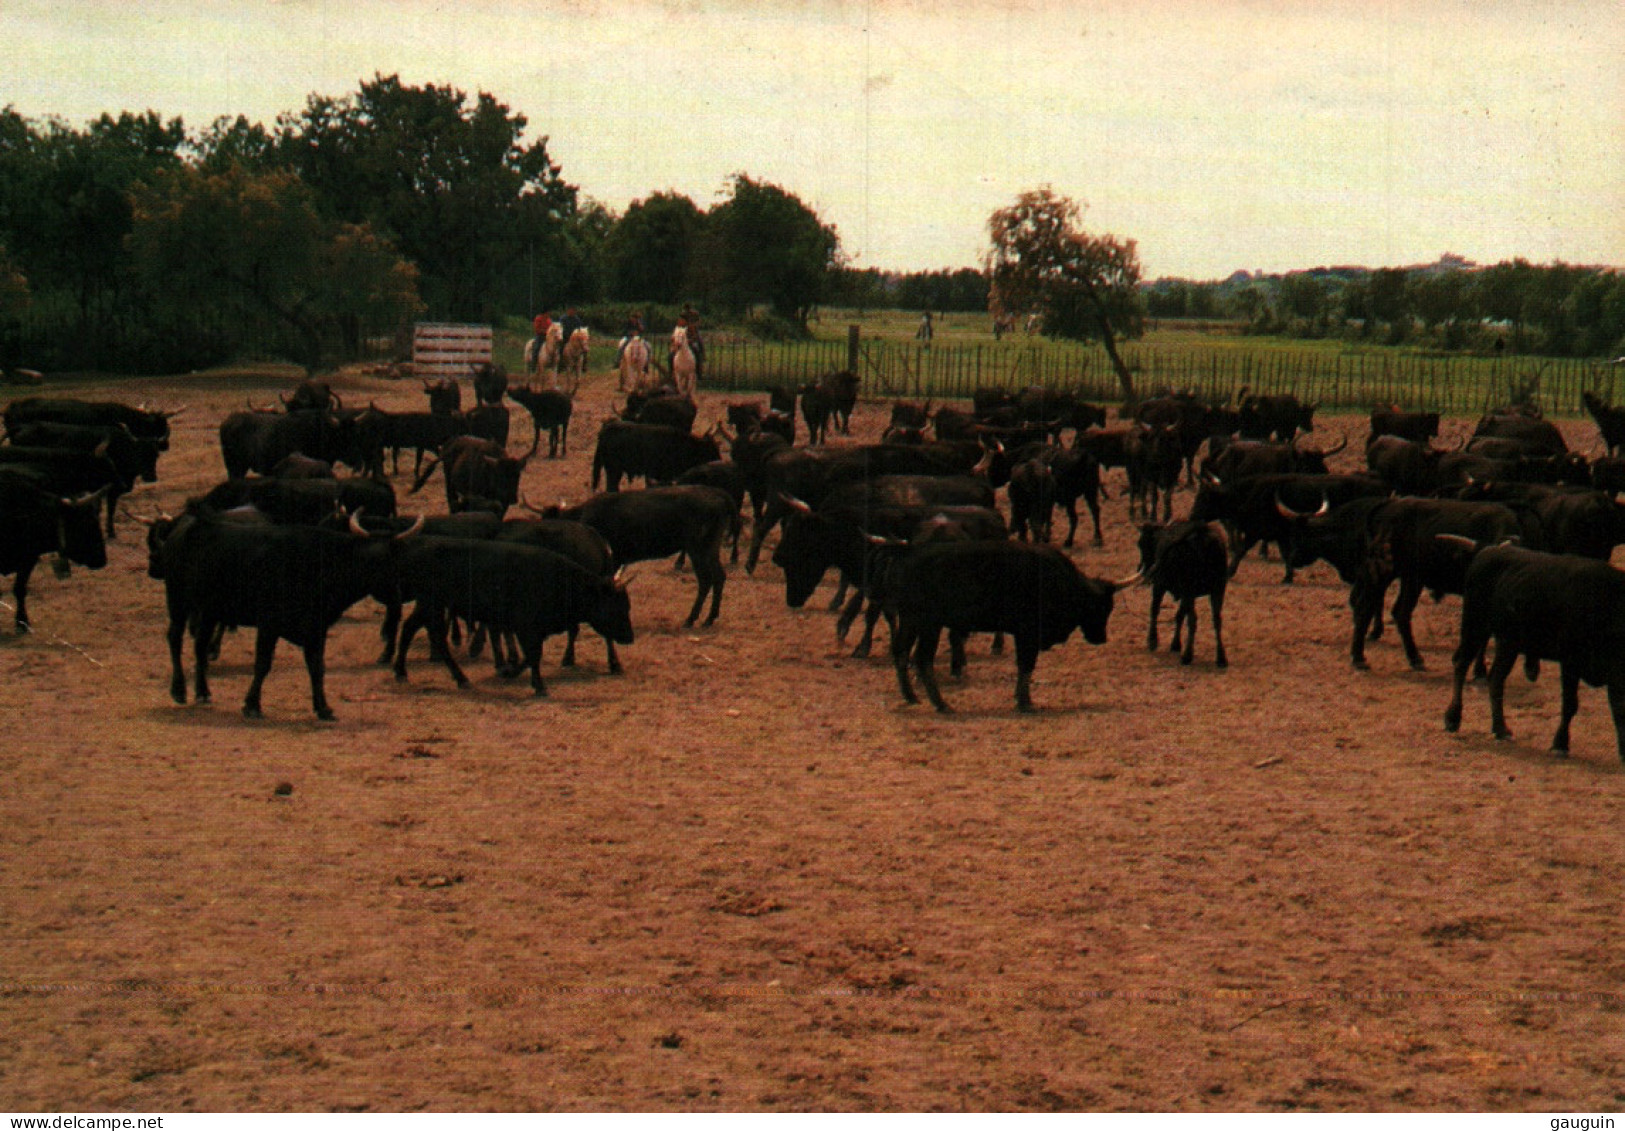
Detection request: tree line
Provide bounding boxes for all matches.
[0,75,851,374]
[1147,257,1625,359]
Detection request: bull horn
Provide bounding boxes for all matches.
[1274,491,1330,520]
[613,565,639,588]
[393,514,426,541]
[69,485,111,508]
[1322,434,1349,458]
[1112,568,1147,588]
[331,390,343,409]
[93,438,110,459]
[779,493,814,516]
[161,406,187,419]
[518,491,547,516]
[348,508,369,536]
[1434,533,1480,550]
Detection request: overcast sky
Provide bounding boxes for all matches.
[7,0,1622,280]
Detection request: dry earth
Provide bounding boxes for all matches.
[2,367,1623,1112]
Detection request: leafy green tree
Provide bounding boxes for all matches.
[1364,268,1411,342]
[986,187,1144,402]
[194,115,279,173]
[1406,270,1468,333]
[0,108,184,331]
[128,164,421,367]
[704,174,840,326]
[274,74,576,320]
[604,191,705,304]
[0,241,27,318]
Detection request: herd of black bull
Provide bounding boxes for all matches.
[7,376,1625,758]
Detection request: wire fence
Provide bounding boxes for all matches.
[699,337,1621,416]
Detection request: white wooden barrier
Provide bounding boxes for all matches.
[412,322,492,380]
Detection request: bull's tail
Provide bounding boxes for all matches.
[409,453,441,495]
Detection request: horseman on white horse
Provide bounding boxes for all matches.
[560,325,591,386]
[619,333,652,392]
[670,322,697,398]
[526,318,565,389]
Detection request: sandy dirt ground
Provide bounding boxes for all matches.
[2,367,1623,1112]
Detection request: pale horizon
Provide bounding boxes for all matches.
[7,0,1622,282]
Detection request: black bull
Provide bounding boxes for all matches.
[1444,544,1625,760]
[146,513,419,719]
[890,541,1120,714]
[0,473,108,633]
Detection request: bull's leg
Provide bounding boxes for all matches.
[828,572,850,612]
[1210,590,1228,668]
[1178,598,1198,665]
[490,629,519,679]
[1486,642,1519,741]
[1392,580,1426,670]
[304,636,334,721]
[746,498,788,575]
[192,617,215,704]
[1088,494,1104,546]
[836,588,865,644]
[1551,665,1581,755]
[429,610,471,688]
[167,614,188,704]
[602,635,622,675]
[1147,586,1165,652]
[11,562,33,633]
[241,627,279,719]
[394,607,424,683]
[948,630,968,677]
[1349,582,1379,669]
[1547,666,1573,754]
[1062,500,1079,548]
[851,599,880,658]
[892,621,920,705]
[914,627,950,713]
[1606,678,1625,762]
[562,625,578,667]
[1444,642,1474,734]
[691,539,727,627]
[467,621,487,659]
[853,599,885,659]
[992,631,1005,655]
[1014,636,1041,713]
[520,632,547,696]
[1228,533,1260,577]
[377,599,401,665]
[209,623,225,662]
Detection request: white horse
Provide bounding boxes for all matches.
[560,326,590,387]
[670,324,697,397]
[618,334,652,391]
[529,322,564,388]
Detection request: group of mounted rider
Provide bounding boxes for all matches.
[524,305,704,398]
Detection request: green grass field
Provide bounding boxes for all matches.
[490,311,1616,417]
